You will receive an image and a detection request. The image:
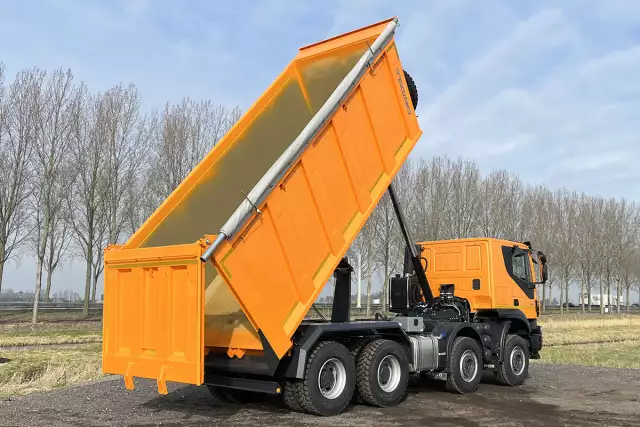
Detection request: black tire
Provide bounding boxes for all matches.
[445,337,482,394]
[348,338,375,404]
[356,339,409,408]
[495,334,529,386]
[295,340,356,416]
[283,380,304,412]
[403,70,418,110]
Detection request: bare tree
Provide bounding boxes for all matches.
[443,158,480,239]
[99,84,146,246]
[598,198,620,315]
[43,166,74,302]
[147,99,242,202]
[526,185,555,312]
[0,65,36,293]
[612,200,638,313]
[575,194,602,312]
[478,170,523,240]
[347,218,376,315]
[550,189,577,315]
[29,69,76,323]
[372,193,398,314]
[413,157,450,241]
[67,85,108,316]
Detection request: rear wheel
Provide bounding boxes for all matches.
[495,334,529,386]
[295,340,356,416]
[348,338,374,403]
[445,337,482,394]
[355,339,409,407]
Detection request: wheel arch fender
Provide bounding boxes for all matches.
[430,323,484,369]
[475,309,532,362]
[280,322,410,379]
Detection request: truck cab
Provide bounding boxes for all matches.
[390,238,546,362]
[416,238,543,320]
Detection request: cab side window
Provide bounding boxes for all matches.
[512,252,531,283]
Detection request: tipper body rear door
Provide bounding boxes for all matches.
[102,242,205,393]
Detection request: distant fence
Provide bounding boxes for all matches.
[0,301,636,316]
[0,302,103,312]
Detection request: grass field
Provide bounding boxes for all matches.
[0,311,102,324]
[0,313,638,398]
[0,344,103,397]
[0,322,102,347]
[536,315,640,368]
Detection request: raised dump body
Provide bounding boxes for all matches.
[102,17,422,392]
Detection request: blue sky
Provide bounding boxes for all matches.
[2,1,640,297]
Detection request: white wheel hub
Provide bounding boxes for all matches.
[510,346,526,376]
[460,349,478,382]
[377,355,402,393]
[318,358,346,399]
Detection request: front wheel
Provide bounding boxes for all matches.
[445,337,482,394]
[495,334,529,386]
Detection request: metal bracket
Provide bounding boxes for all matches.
[241,191,261,214]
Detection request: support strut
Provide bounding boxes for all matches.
[387,182,433,302]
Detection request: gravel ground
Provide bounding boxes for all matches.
[0,364,638,427]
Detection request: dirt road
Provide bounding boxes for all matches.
[1,364,638,427]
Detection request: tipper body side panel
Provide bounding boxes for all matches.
[212,39,422,359]
[112,19,397,353]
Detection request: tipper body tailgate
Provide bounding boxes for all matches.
[102,241,206,393]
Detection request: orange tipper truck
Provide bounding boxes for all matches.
[102,17,547,416]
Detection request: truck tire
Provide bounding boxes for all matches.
[295,340,356,416]
[355,339,409,407]
[348,338,375,403]
[283,380,304,412]
[495,334,529,386]
[445,336,482,394]
[403,70,418,110]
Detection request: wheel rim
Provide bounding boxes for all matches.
[459,349,478,382]
[510,346,526,376]
[377,355,402,393]
[318,358,346,399]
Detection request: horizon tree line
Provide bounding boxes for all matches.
[0,63,638,323]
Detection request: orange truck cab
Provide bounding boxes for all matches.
[102,17,547,417]
[390,237,545,359]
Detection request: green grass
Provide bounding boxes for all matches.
[536,315,640,369]
[0,311,102,324]
[536,340,640,369]
[0,344,103,396]
[0,322,102,347]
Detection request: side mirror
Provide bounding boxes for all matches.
[542,263,548,282]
